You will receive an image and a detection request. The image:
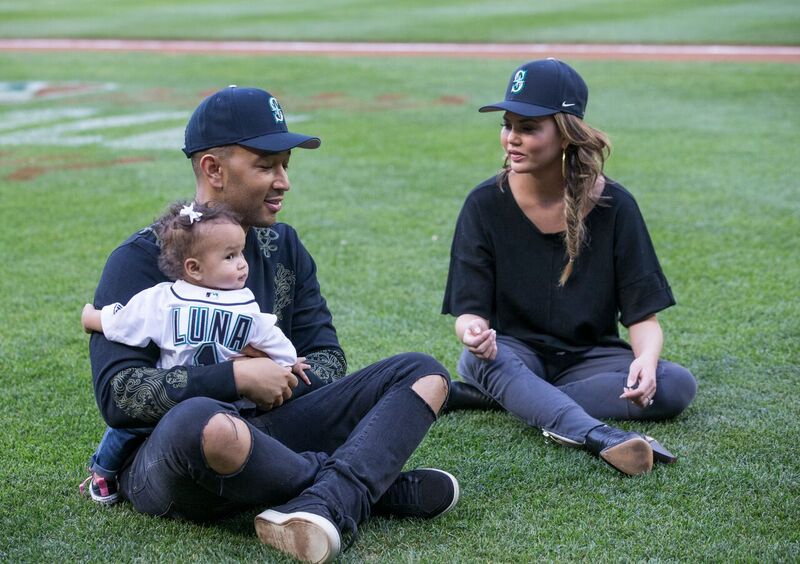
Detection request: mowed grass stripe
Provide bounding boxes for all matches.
[0,0,798,45]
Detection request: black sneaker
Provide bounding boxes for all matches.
[374,468,460,519]
[255,495,344,564]
[79,471,120,505]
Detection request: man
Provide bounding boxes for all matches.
[89,86,458,563]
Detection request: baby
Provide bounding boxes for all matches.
[80,200,308,504]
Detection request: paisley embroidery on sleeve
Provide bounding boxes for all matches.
[304,348,348,383]
[273,263,295,321]
[255,227,279,258]
[111,367,188,422]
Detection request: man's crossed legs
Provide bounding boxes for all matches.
[118,353,456,562]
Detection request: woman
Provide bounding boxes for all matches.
[442,59,697,476]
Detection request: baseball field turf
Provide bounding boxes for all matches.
[0,2,798,562]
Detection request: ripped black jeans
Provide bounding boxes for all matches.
[118,352,449,524]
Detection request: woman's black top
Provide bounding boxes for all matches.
[442,175,675,353]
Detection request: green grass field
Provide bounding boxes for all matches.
[1,0,799,45]
[1,3,799,561]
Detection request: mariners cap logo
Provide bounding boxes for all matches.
[269,97,284,123]
[511,70,527,94]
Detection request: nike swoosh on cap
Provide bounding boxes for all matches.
[561,102,576,107]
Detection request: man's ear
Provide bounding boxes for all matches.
[199,153,224,190]
[184,258,203,284]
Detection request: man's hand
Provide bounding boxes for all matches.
[240,346,310,385]
[233,357,298,410]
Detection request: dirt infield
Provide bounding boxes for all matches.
[1,38,798,62]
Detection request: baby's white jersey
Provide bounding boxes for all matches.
[100,279,297,369]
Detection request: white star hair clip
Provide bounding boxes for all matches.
[179,202,203,224]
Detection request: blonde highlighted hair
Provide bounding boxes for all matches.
[498,113,611,285]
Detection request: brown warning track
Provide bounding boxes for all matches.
[0,38,798,62]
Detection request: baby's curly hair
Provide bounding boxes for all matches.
[154,200,243,281]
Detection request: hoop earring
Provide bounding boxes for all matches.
[561,149,566,178]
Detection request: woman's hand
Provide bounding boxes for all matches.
[622,315,663,409]
[463,325,497,360]
[456,314,497,360]
[620,355,657,408]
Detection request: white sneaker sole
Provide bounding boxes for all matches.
[91,491,120,505]
[254,509,341,564]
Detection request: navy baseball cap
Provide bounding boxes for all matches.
[182,86,321,157]
[479,59,588,119]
